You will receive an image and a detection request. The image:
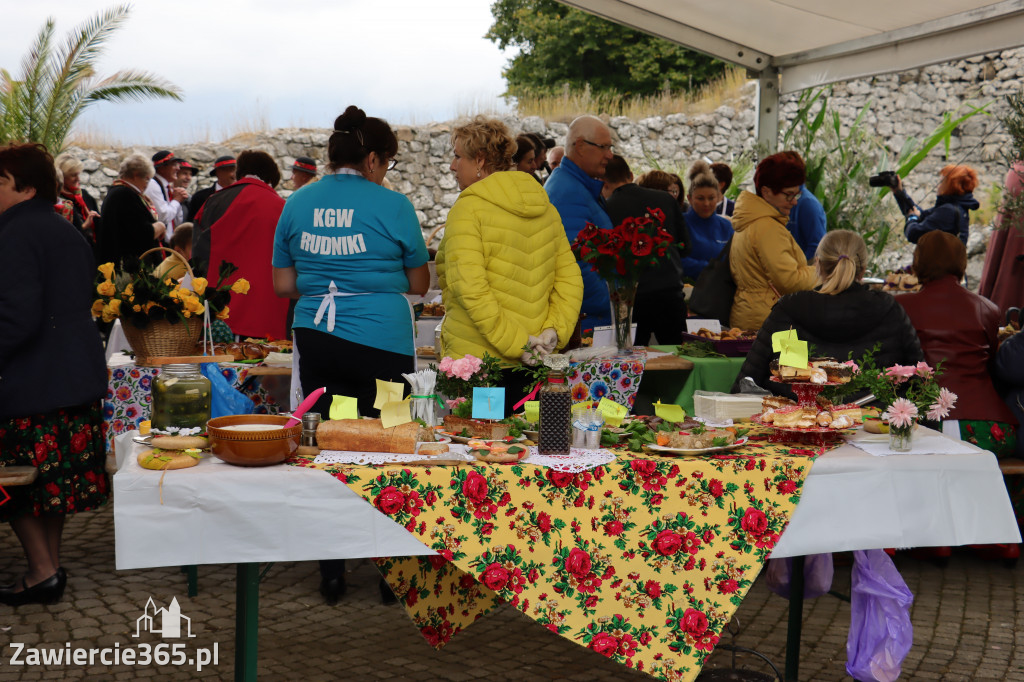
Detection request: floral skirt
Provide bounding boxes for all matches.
[959,419,1022,524]
[0,400,110,521]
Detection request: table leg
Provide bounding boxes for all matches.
[785,555,806,681]
[180,565,198,597]
[235,563,260,682]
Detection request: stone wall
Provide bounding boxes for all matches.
[67,47,1023,271]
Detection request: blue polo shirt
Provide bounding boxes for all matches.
[273,173,428,355]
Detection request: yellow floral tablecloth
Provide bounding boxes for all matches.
[287,428,835,682]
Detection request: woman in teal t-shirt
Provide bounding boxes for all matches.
[273,105,429,420]
[272,105,429,607]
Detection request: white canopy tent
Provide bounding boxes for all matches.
[559,0,1024,151]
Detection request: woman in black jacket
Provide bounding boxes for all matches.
[894,165,979,245]
[55,154,101,262]
[0,143,109,606]
[733,230,924,398]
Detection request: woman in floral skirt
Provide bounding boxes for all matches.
[0,143,109,606]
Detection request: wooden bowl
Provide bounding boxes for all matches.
[207,414,301,466]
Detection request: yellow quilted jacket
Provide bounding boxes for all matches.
[436,171,583,365]
[729,190,818,330]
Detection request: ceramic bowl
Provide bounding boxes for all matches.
[207,414,301,466]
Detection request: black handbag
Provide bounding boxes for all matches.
[688,237,735,327]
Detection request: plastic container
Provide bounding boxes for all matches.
[538,354,571,455]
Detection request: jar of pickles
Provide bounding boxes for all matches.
[151,364,212,432]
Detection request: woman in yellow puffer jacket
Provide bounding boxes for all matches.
[730,151,818,330]
[436,117,583,406]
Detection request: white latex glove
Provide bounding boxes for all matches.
[537,328,558,353]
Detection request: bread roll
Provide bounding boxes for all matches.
[151,435,210,450]
[138,448,200,470]
[316,419,434,454]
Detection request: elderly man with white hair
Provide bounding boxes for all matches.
[544,115,615,329]
[98,153,166,266]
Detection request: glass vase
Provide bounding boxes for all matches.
[888,422,914,452]
[607,281,637,352]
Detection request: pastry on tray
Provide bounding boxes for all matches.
[772,406,818,428]
[665,428,736,449]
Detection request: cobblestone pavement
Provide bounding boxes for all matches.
[1,504,1022,681]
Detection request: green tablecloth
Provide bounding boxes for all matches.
[643,345,747,415]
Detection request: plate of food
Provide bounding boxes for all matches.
[467,441,530,463]
[645,436,749,456]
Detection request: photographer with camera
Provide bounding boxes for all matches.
[873,165,978,245]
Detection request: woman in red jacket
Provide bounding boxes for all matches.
[897,230,1017,455]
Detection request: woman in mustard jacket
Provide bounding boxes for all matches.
[437,116,583,409]
[730,152,818,330]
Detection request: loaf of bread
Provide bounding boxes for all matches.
[316,419,434,454]
[416,442,450,456]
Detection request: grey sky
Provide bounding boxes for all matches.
[1,1,513,145]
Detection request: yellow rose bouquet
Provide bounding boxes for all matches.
[92,257,248,329]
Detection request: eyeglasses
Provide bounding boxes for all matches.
[581,139,615,153]
[386,158,398,171]
[781,190,802,202]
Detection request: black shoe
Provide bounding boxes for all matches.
[379,577,398,606]
[319,576,346,606]
[0,573,65,607]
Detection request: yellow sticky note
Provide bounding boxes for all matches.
[329,395,359,420]
[524,401,540,424]
[771,329,808,369]
[374,379,405,410]
[598,398,628,427]
[654,401,688,423]
[380,399,412,430]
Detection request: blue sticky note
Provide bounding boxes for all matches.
[471,387,505,420]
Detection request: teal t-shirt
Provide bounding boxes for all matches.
[272,173,428,356]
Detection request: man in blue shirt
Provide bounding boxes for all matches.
[787,183,827,262]
[544,115,614,329]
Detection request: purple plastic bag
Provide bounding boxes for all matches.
[764,554,834,599]
[846,549,914,682]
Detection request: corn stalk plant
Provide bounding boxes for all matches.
[0,4,182,152]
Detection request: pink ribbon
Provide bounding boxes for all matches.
[512,381,543,412]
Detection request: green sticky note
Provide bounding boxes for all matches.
[373,379,405,410]
[771,329,808,369]
[598,397,628,427]
[329,395,359,420]
[524,401,540,424]
[380,399,412,430]
[654,401,688,423]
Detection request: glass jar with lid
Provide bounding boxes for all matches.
[151,364,212,432]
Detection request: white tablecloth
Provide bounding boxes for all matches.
[112,427,1020,570]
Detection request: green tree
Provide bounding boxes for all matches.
[487,0,724,98]
[0,4,182,152]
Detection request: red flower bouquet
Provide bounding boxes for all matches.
[571,208,678,349]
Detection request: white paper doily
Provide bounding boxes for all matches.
[314,444,616,472]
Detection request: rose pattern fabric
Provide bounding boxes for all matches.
[287,427,834,681]
[566,351,645,409]
[103,363,280,451]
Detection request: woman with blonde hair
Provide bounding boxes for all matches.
[680,160,733,280]
[733,229,923,397]
[54,154,101,258]
[437,116,583,412]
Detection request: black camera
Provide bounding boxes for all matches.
[868,170,899,189]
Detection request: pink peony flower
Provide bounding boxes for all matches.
[445,396,467,410]
[462,354,483,375]
[450,358,474,381]
[842,360,860,373]
[884,365,917,383]
[915,361,934,378]
[438,356,454,375]
[883,397,919,429]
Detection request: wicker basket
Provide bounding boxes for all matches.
[120,248,205,358]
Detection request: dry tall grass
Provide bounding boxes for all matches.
[513,68,749,121]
